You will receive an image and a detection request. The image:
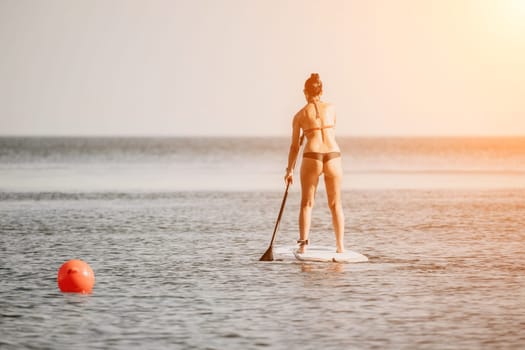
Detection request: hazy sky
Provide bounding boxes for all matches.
[1,0,524,136]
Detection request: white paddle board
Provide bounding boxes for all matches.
[294,246,368,263]
[273,245,368,263]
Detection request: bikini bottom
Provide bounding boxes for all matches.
[303,152,341,163]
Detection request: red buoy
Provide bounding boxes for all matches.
[57,260,95,293]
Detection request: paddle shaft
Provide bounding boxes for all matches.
[268,181,290,248]
[259,181,290,261]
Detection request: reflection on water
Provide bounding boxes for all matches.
[299,262,345,274]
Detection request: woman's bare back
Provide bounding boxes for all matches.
[298,102,340,153]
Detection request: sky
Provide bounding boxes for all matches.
[0,0,524,136]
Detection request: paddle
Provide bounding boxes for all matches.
[260,133,304,261]
[259,181,291,261]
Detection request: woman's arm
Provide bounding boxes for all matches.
[284,112,301,185]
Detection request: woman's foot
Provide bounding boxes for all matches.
[297,239,309,254]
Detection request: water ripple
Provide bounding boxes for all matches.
[1,189,524,349]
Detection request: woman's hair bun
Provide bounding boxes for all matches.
[304,73,323,97]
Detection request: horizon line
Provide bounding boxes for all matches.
[1,133,525,139]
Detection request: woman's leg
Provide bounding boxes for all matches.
[299,157,322,252]
[324,157,345,253]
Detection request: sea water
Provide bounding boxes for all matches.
[1,137,524,349]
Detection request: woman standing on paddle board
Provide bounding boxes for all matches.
[284,73,345,254]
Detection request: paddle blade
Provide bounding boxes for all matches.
[259,246,274,261]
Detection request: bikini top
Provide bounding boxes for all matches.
[302,102,334,137]
[302,125,334,134]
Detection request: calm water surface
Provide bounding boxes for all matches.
[1,137,525,349]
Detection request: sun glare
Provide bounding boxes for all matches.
[476,0,525,39]
[503,0,525,26]
[508,0,525,14]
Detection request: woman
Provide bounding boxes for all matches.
[284,73,345,254]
